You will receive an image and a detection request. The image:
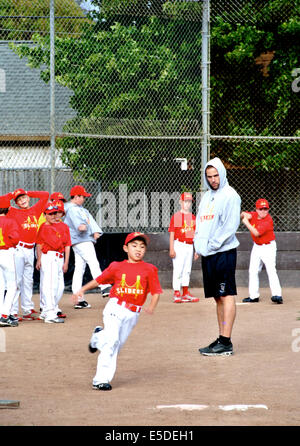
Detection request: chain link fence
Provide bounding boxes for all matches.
[0,0,299,232]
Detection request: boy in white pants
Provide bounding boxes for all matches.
[168,192,199,303]
[0,195,20,327]
[64,185,111,309]
[36,202,71,323]
[241,198,283,304]
[72,232,162,391]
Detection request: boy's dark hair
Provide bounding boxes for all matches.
[0,208,9,215]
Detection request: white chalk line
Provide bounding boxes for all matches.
[156,404,268,412]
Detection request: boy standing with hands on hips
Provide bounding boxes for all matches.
[168,192,199,303]
[241,198,283,304]
[72,232,162,391]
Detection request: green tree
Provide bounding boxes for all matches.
[11,0,300,183]
[0,0,88,40]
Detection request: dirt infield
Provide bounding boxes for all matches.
[1,287,300,427]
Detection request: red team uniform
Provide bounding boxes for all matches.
[168,206,198,303]
[244,199,282,303]
[36,220,71,323]
[89,257,162,388]
[0,211,20,325]
[7,190,49,319]
[247,212,276,245]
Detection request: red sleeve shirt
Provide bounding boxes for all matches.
[168,211,196,243]
[7,191,49,243]
[96,260,163,307]
[36,221,71,254]
[0,216,20,249]
[249,212,276,245]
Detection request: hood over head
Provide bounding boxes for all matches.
[204,157,228,190]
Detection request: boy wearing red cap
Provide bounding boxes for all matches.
[241,198,283,304]
[5,188,49,320]
[168,192,199,303]
[72,232,162,391]
[64,185,111,309]
[36,202,71,323]
[0,196,20,327]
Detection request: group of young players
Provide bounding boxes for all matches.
[0,185,111,327]
[0,157,283,390]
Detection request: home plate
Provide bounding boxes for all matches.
[156,404,209,411]
[156,404,268,412]
[219,404,268,411]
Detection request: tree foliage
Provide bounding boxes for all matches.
[9,0,300,181]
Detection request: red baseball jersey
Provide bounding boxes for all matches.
[0,216,20,249]
[36,221,71,254]
[249,212,276,245]
[168,211,196,244]
[7,191,49,243]
[96,260,162,307]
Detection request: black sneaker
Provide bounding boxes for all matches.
[88,326,103,353]
[0,316,18,327]
[74,300,91,309]
[242,297,259,303]
[93,383,112,391]
[271,296,283,304]
[101,286,112,298]
[199,338,219,354]
[199,339,233,356]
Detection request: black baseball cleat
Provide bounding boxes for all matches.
[271,295,283,304]
[199,339,233,356]
[74,300,91,309]
[88,326,103,353]
[93,383,112,391]
[101,286,112,298]
[242,297,259,303]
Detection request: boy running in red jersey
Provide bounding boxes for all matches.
[72,232,162,391]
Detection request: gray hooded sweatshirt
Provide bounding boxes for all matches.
[194,157,241,257]
[64,201,103,246]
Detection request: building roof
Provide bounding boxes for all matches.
[0,41,76,138]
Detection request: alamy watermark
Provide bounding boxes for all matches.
[291,68,300,93]
[291,328,300,353]
[95,184,202,229]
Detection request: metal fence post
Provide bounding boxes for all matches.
[50,0,55,194]
[201,0,210,195]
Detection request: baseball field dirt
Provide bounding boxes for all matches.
[0,287,299,428]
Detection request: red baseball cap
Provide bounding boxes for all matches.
[180,192,194,201]
[70,185,91,197]
[44,202,59,214]
[50,192,66,202]
[256,198,270,209]
[52,200,65,215]
[0,196,11,208]
[124,232,150,246]
[13,188,27,202]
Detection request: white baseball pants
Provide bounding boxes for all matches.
[12,244,35,315]
[0,248,17,316]
[249,240,282,299]
[172,240,194,291]
[90,298,139,385]
[72,241,109,295]
[40,251,65,321]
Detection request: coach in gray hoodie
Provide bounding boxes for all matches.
[194,157,241,356]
